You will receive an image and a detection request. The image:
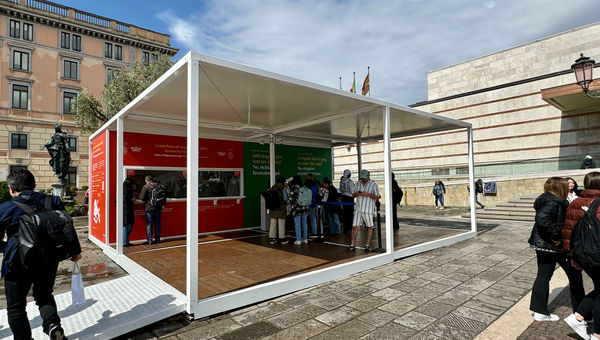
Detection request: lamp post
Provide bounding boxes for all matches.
[572,53,600,98]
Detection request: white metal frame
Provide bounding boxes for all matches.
[88,51,476,320]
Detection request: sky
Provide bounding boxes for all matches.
[58,0,600,105]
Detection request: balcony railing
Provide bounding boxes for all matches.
[74,10,111,29]
[26,0,68,16]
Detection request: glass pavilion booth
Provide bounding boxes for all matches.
[88,51,476,320]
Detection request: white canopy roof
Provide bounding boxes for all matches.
[91,52,470,147]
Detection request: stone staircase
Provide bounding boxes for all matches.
[465,195,537,222]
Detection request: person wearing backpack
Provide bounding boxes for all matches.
[467,179,485,209]
[0,169,82,340]
[267,176,288,245]
[527,177,585,324]
[140,175,166,245]
[289,175,309,245]
[431,180,446,209]
[563,172,600,339]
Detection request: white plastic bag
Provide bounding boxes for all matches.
[71,261,85,305]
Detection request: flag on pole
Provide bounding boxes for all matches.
[362,69,370,96]
[350,72,356,93]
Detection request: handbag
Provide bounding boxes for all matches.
[71,261,85,305]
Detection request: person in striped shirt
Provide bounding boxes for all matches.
[348,169,380,253]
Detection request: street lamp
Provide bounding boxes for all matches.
[571,53,600,98]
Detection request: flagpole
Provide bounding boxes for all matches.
[339,77,342,90]
[353,72,356,93]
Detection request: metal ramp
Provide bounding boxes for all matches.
[0,272,187,339]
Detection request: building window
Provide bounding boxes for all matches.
[63,91,77,114]
[142,51,150,66]
[12,50,30,72]
[456,167,469,175]
[60,32,70,49]
[104,42,113,59]
[431,168,449,176]
[106,67,119,84]
[72,34,81,52]
[63,59,78,80]
[11,133,28,149]
[67,137,77,152]
[67,167,77,187]
[23,23,33,41]
[115,45,122,61]
[11,84,29,109]
[9,165,27,174]
[9,20,20,38]
[151,53,158,62]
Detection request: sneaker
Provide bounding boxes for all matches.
[439,206,445,210]
[48,324,66,340]
[294,240,302,245]
[279,239,289,245]
[435,206,439,209]
[302,239,308,244]
[564,314,589,339]
[364,245,371,253]
[269,238,277,244]
[347,245,355,251]
[533,312,559,322]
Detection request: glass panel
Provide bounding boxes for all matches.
[61,32,70,49]
[72,35,81,51]
[22,52,29,71]
[115,45,122,60]
[23,23,33,41]
[10,20,20,38]
[13,51,21,70]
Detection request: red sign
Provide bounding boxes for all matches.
[90,131,107,241]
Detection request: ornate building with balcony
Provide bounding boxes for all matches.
[0,0,178,188]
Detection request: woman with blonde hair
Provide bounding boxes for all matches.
[528,177,585,322]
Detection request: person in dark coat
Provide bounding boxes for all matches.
[581,155,596,169]
[268,176,288,245]
[562,172,600,339]
[391,173,403,229]
[322,178,342,235]
[528,177,584,322]
[123,178,136,247]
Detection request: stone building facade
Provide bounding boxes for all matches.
[0,0,178,189]
[334,21,600,204]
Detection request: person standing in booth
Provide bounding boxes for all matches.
[339,169,355,233]
[348,169,380,253]
[268,176,289,245]
[140,175,165,245]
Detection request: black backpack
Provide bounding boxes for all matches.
[570,198,600,270]
[12,195,81,267]
[150,184,167,210]
[260,187,281,210]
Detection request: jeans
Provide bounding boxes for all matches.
[294,213,308,241]
[327,209,341,234]
[123,224,133,245]
[145,209,162,243]
[530,250,585,315]
[475,193,485,208]
[435,195,444,207]
[309,206,319,234]
[5,259,60,339]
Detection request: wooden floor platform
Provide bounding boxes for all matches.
[121,220,471,299]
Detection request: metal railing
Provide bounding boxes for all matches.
[26,0,68,16]
[74,10,111,28]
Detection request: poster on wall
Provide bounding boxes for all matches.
[89,131,107,241]
[242,143,332,227]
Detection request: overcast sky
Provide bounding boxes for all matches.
[59,0,600,105]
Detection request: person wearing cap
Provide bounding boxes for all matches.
[339,169,355,233]
[348,169,380,253]
[581,155,596,169]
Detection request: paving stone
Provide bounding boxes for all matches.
[480,287,523,302]
[459,264,490,276]
[453,306,498,325]
[400,264,432,276]
[414,300,456,319]
[489,282,530,295]
[357,308,398,327]
[438,313,487,335]
[393,311,437,331]
[378,299,417,315]
[364,277,400,290]
[218,321,280,340]
[476,269,509,282]
[177,318,242,339]
[428,263,464,275]
[433,290,472,306]
[358,321,418,340]
[422,321,477,340]
[308,295,348,310]
[267,308,312,328]
[462,300,509,316]
[415,271,446,282]
[386,271,412,282]
[389,277,431,292]
[444,272,473,282]
[347,295,388,312]
[261,319,330,340]
[310,319,375,340]
[408,331,443,340]
[343,285,379,299]
[231,303,291,326]
[370,287,407,301]
[315,306,362,327]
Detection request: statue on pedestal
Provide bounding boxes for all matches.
[43,123,71,187]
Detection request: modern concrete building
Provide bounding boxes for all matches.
[334,21,600,204]
[0,0,178,188]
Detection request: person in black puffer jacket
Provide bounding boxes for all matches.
[528,177,585,322]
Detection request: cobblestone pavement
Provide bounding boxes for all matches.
[118,212,555,340]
